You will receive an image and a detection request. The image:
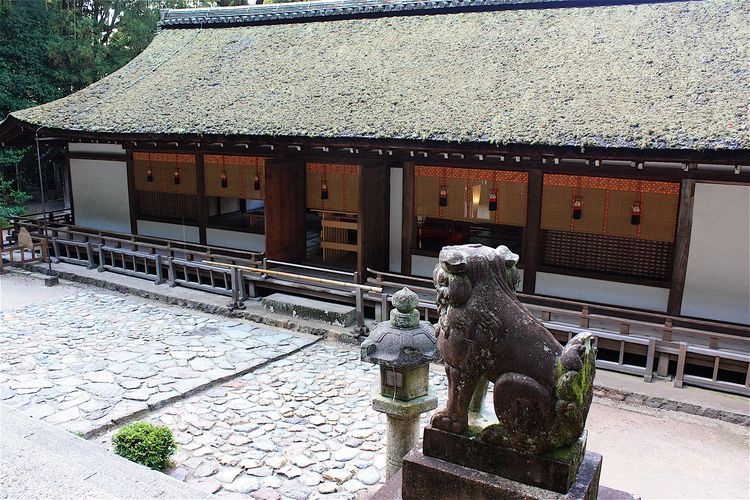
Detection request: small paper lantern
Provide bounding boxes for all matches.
[439,186,448,207]
[321,180,329,200]
[489,190,498,212]
[572,197,583,219]
[631,202,642,225]
[254,172,261,191]
[173,167,181,185]
[220,169,228,188]
[146,166,153,183]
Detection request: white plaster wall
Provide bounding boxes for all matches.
[69,159,131,233]
[681,183,750,324]
[206,228,265,252]
[535,272,669,311]
[68,143,124,154]
[412,254,438,277]
[389,167,403,273]
[136,220,200,243]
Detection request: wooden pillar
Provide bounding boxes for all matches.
[264,158,306,262]
[401,161,415,275]
[125,150,137,235]
[195,153,207,245]
[358,160,389,283]
[667,179,696,315]
[64,156,75,224]
[522,166,543,293]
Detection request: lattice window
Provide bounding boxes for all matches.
[137,191,198,222]
[542,230,673,281]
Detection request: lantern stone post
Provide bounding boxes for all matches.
[361,287,440,480]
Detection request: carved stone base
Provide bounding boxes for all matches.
[401,447,603,500]
[422,426,587,493]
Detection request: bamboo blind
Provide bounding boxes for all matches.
[541,174,679,242]
[204,155,265,200]
[306,163,360,213]
[415,166,528,226]
[133,152,197,195]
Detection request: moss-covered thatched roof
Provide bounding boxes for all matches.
[6,0,749,150]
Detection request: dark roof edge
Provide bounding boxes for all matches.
[3,116,749,166]
[158,0,695,29]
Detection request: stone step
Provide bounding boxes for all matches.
[261,293,356,326]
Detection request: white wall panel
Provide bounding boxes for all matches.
[535,272,669,311]
[136,220,200,243]
[682,183,750,324]
[206,228,265,252]
[389,167,403,273]
[69,159,130,233]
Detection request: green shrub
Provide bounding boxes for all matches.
[112,421,176,471]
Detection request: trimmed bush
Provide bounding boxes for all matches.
[112,422,176,471]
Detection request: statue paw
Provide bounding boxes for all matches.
[431,411,466,434]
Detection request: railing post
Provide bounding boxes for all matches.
[644,338,656,383]
[51,237,61,263]
[154,254,164,284]
[355,287,365,328]
[167,258,176,287]
[85,241,96,269]
[580,305,590,328]
[380,292,389,322]
[657,318,674,377]
[97,247,106,272]
[674,342,688,388]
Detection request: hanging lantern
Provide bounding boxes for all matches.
[220,169,228,188]
[173,167,181,185]
[321,180,329,200]
[439,186,448,207]
[146,166,153,183]
[572,197,583,219]
[631,202,642,225]
[254,171,261,191]
[488,190,498,211]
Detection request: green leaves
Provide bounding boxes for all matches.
[112,421,177,471]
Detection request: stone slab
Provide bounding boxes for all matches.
[261,293,356,326]
[401,447,602,500]
[422,426,587,493]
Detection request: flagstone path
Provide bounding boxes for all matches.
[0,292,317,437]
[97,343,447,499]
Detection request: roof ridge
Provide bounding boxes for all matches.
[158,0,694,29]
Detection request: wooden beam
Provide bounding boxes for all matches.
[667,179,696,315]
[65,155,75,224]
[196,153,207,245]
[125,150,138,235]
[401,161,416,275]
[65,151,127,162]
[522,166,543,293]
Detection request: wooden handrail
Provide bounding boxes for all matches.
[206,260,382,293]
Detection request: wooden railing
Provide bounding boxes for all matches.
[367,268,750,396]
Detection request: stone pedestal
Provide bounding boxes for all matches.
[422,426,587,493]
[372,385,437,479]
[402,447,603,500]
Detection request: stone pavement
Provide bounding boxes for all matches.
[1,271,748,499]
[98,343,448,499]
[0,291,317,437]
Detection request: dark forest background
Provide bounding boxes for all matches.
[0,0,287,218]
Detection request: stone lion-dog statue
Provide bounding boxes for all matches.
[431,244,596,454]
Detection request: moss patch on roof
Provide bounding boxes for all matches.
[10,0,750,150]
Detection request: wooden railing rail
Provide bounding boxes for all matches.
[98,245,165,284]
[51,237,96,269]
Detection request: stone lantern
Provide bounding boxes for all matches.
[361,287,440,479]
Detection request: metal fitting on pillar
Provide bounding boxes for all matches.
[360,287,440,479]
